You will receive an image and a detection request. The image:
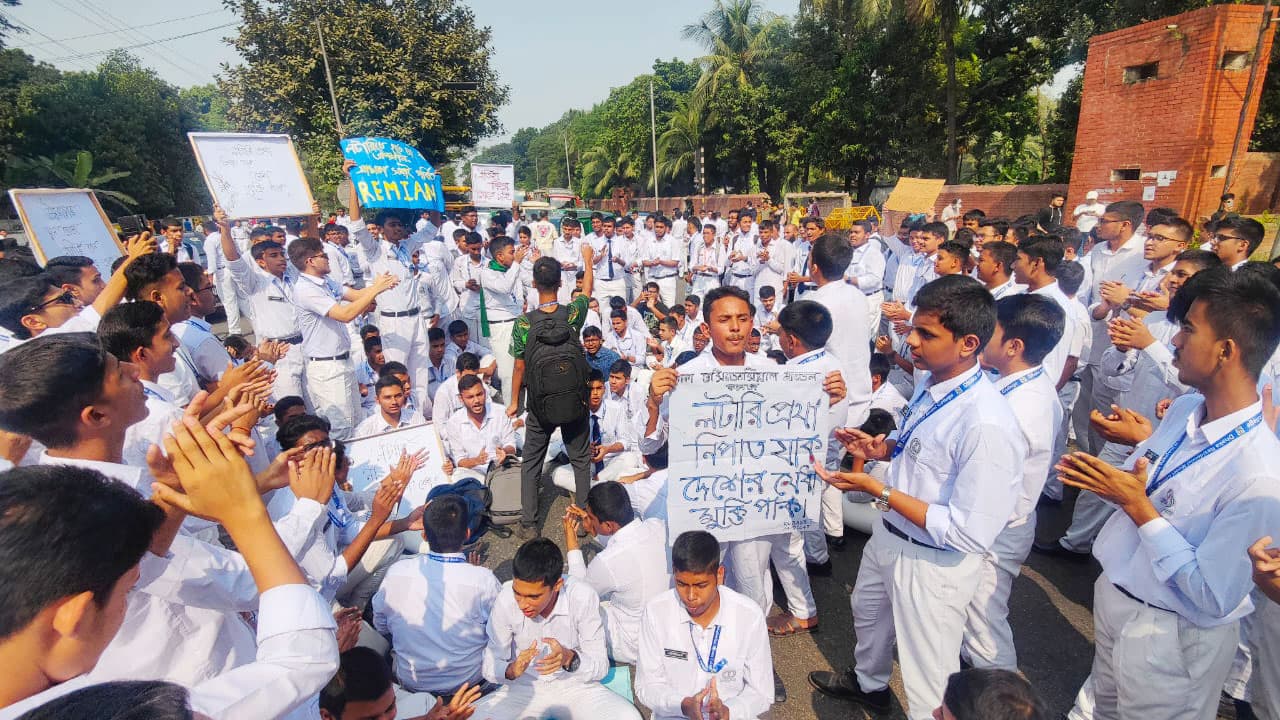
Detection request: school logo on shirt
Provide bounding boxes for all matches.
[1157,488,1176,517]
[722,669,738,683]
[1143,449,1160,464]
[907,437,923,460]
[664,649,688,660]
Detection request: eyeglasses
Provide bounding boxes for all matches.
[195,285,217,295]
[1146,233,1181,243]
[1211,233,1246,244]
[29,290,77,313]
[310,253,328,261]
[1096,217,1126,225]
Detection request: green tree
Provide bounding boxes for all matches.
[221,0,508,202]
[13,150,138,212]
[658,96,712,189]
[180,84,231,132]
[0,0,20,49]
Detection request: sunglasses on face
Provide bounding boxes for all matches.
[29,290,77,313]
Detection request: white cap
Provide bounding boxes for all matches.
[1085,190,1099,200]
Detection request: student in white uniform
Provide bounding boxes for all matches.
[808,234,874,433]
[372,494,500,698]
[1011,236,1080,391]
[290,237,399,440]
[98,302,186,469]
[476,538,642,719]
[562,481,671,665]
[808,275,1024,720]
[478,236,528,402]
[173,262,234,398]
[318,646,482,720]
[635,530,774,720]
[642,216,681,307]
[553,370,640,491]
[689,224,726,298]
[1058,267,1280,720]
[353,375,426,438]
[0,445,339,720]
[975,240,1025,300]
[961,294,1064,670]
[590,217,629,306]
[1249,533,1280,720]
[868,352,908,423]
[441,375,515,482]
[604,309,650,367]
[725,218,759,291]
[432,352,491,425]
[753,220,791,305]
[846,220,887,331]
[442,320,498,387]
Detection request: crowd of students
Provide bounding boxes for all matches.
[0,172,1279,720]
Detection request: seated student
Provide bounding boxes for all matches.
[635,530,773,720]
[582,326,622,378]
[0,426,339,719]
[441,375,516,482]
[610,295,647,337]
[606,359,647,426]
[615,443,670,521]
[562,482,671,665]
[431,353,490,423]
[552,370,640,492]
[936,669,1048,720]
[868,352,908,423]
[375,361,427,420]
[649,316,683,370]
[357,335,386,418]
[443,319,496,383]
[373,495,501,699]
[424,327,452,402]
[753,285,780,352]
[961,295,1063,671]
[604,308,650,366]
[476,538,641,720]
[319,648,482,720]
[355,376,426,438]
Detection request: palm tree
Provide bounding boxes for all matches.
[17,150,138,212]
[581,143,642,197]
[682,0,785,100]
[658,97,713,188]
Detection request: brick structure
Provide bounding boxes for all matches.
[1066,4,1276,224]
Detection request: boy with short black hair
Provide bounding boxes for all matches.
[353,376,425,437]
[477,538,640,719]
[357,335,385,417]
[934,241,969,277]
[441,375,515,481]
[808,275,1025,719]
[868,352,908,421]
[636,530,773,720]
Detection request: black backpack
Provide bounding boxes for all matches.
[523,304,590,425]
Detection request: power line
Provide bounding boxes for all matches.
[14,9,227,47]
[42,22,238,64]
[59,0,211,83]
[9,18,92,70]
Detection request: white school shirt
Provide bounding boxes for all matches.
[635,586,773,720]
[727,233,758,279]
[0,584,337,720]
[645,235,680,279]
[482,578,610,686]
[227,257,300,341]
[203,232,226,274]
[590,397,639,457]
[122,380,185,469]
[995,366,1062,525]
[450,255,486,318]
[753,238,791,301]
[891,252,924,304]
[1082,234,1148,364]
[566,517,672,665]
[372,552,502,693]
[350,220,435,313]
[691,241,725,278]
[173,317,231,384]
[443,339,495,373]
[809,281,874,425]
[293,273,352,358]
[787,348,847,465]
[1028,281,1079,385]
[604,325,650,364]
[590,233,625,281]
[479,261,524,321]
[552,235,585,290]
[442,406,515,466]
[884,364,1025,553]
[987,278,1026,300]
[354,408,425,439]
[869,381,909,424]
[1095,395,1280,626]
[845,240,886,294]
[323,241,356,287]
[1097,313,1185,461]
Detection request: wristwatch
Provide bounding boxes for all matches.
[874,487,892,512]
[564,649,581,673]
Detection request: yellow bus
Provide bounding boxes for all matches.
[443,186,471,212]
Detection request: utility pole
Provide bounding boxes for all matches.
[563,132,572,189]
[1224,0,1275,194]
[315,19,344,136]
[650,78,660,211]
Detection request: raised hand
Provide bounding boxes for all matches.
[1090,405,1153,446]
[289,446,336,505]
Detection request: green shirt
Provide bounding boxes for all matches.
[509,294,591,359]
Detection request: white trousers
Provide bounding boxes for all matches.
[594,277,628,307]
[336,535,404,610]
[378,311,430,378]
[1071,577,1237,720]
[851,522,982,720]
[273,345,305,401]
[652,276,678,307]
[1044,378,1081,501]
[1060,440,1125,553]
[214,269,244,335]
[803,484,847,564]
[962,517,1036,669]
[487,319,515,404]
[863,290,883,339]
[690,275,719,299]
[726,274,754,291]
[473,680,641,720]
[724,532,817,621]
[1252,598,1280,720]
[551,451,643,494]
[304,357,361,440]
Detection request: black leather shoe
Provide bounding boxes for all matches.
[807,560,833,577]
[773,670,787,703]
[1031,539,1091,562]
[808,670,892,713]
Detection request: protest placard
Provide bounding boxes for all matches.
[345,423,450,515]
[883,177,946,214]
[340,136,444,211]
[470,163,515,208]
[666,368,829,542]
[7,188,122,270]
[188,132,314,219]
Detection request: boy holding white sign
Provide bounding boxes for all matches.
[806,274,1024,720]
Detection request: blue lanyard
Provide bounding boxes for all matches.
[392,241,412,268]
[690,624,726,673]
[999,367,1044,396]
[428,552,467,564]
[892,371,981,459]
[327,492,351,528]
[142,386,164,401]
[796,350,827,365]
[1146,413,1262,496]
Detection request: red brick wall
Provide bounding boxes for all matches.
[1234,151,1280,212]
[1066,4,1276,224]
[881,183,1067,235]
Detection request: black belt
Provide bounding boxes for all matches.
[882,519,952,552]
[1113,583,1173,613]
[487,318,515,325]
[380,307,420,318]
[308,352,350,362]
[732,273,754,278]
[268,334,303,344]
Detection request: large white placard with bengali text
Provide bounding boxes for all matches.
[666,368,828,542]
[188,132,314,219]
[470,163,515,208]
[346,423,451,515]
[7,188,122,271]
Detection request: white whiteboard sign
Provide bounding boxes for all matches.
[666,368,829,542]
[188,132,314,219]
[7,188,123,270]
[346,423,451,515]
[470,163,515,208]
